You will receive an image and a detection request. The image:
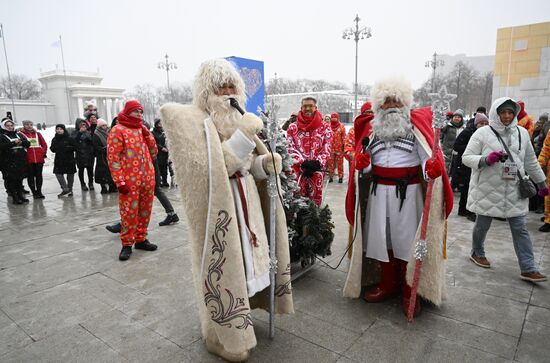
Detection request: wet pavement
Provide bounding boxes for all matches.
[0,163,549,362]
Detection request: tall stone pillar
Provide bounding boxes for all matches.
[77,98,84,118]
[106,98,112,122]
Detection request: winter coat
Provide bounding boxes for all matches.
[0,130,30,179]
[451,123,476,185]
[20,129,47,164]
[50,133,77,174]
[518,115,534,136]
[329,121,346,156]
[92,133,113,184]
[73,130,95,167]
[440,120,465,168]
[462,97,545,218]
[152,127,169,166]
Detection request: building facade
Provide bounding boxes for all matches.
[493,21,550,117]
[266,90,369,124]
[38,69,125,124]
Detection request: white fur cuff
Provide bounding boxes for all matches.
[251,155,268,181]
[224,129,255,160]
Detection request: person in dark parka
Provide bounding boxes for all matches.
[0,119,30,204]
[74,120,95,191]
[452,113,489,220]
[152,118,170,187]
[92,118,116,194]
[51,124,77,197]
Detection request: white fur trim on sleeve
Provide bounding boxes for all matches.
[224,129,255,159]
[251,154,268,181]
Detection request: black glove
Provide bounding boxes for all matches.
[301,160,322,178]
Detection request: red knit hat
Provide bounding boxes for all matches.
[330,112,339,120]
[517,101,527,120]
[360,102,372,114]
[122,100,143,115]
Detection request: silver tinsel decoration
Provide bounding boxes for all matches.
[414,239,428,261]
[428,85,457,129]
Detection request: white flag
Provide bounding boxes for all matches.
[51,39,61,48]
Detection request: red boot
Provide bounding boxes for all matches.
[364,250,400,302]
[400,261,422,317]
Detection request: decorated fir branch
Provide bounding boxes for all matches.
[260,108,335,267]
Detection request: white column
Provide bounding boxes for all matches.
[106,98,112,122]
[77,98,84,118]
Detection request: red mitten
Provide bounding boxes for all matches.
[117,184,130,195]
[425,158,444,179]
[355,152,371,170]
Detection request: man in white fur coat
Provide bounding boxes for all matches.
[159,59,293,362]
[343,77,453,317]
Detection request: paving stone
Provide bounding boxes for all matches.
[343,319,507,363]
[80,308,190,362]
[381,309,518,359]
[0,309,34,357]
[525,305,550,327]
[253,308,360,354]
[429,286,527,337]
[515,320,550,363]
[0,249,110,304]
[0,324,121,363]
[0,280,114,340]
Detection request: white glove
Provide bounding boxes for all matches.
[237,112,263,139]
[262,152,282,175]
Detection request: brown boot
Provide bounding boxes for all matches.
[400,261,421,317]
[364,250,400,302]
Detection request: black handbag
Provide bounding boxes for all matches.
[490,126,536,199]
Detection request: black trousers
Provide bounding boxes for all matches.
[27,163,44,194]
[77,163,94,185]
[6,178,24,199]
[458,182,470,213]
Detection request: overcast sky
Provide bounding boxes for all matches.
[1,0,549,92]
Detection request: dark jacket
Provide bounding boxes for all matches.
[51,132,77,174]
[92,133,113,184]
[0,129,30,179]
[451,123,476,185]
[74,129,95,167]
[152,127,169,165]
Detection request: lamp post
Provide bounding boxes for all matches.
[157,54,177,92]
[425,52,445,93]
[342,14,372,119]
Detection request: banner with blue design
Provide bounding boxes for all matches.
[226,56,265,115]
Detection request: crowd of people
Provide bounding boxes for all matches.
[0,102,180,260]
[1,57,549,361]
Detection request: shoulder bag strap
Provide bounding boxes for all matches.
[490,126,524,180]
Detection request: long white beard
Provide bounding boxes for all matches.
[206,95,244,140]
[372,107,412,142]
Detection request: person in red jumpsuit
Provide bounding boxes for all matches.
[286,96,332,205]
[327,112,346,183]
[107,100,158,261]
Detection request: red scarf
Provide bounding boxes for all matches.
[296,111,323,132]
[117,112,143,129]
[330,119,341,131]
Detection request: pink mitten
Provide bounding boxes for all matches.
[486,151,504,166]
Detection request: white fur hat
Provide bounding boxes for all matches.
[192,58,246,113]
[370,76,413,111]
